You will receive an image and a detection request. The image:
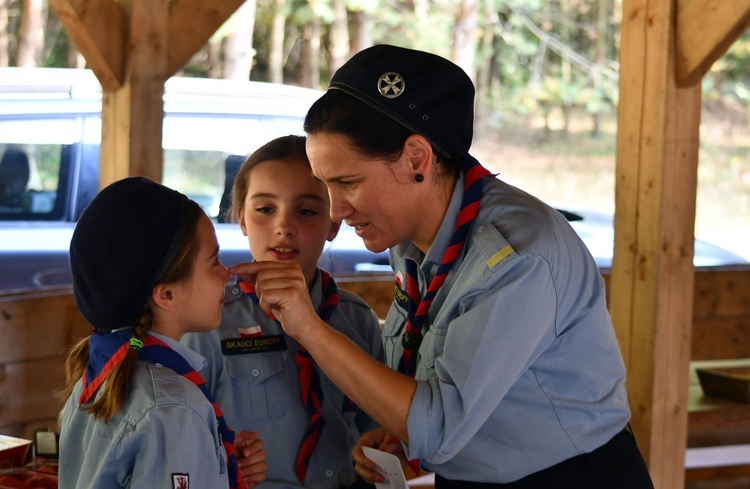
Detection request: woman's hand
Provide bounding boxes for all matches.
[229,261,321,342]
[231,262,417,442]
[352,428,410,484]
[353,428,388,484]
[234,430,266,488]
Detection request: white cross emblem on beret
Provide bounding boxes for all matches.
[378,72,405,99]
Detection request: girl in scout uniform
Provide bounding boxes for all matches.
[60,177,264,489]
[233,46,655,488]
[182,135,384,489]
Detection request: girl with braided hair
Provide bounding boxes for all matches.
[60,177,265,489]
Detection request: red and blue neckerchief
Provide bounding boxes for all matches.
[81,329,245,489]
[398,156,493,377]
[239,269,340,484]
[396,156,493,476]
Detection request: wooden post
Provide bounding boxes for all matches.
[50,0,249,187]
[611,0,701,486]
[99,0,169,187]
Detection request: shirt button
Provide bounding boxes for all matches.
[155,363,164,368]
[232,287,240,295]
[325,469,334,477]
[251,368,260,377]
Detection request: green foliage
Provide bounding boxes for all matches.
[6,0,747,130]
[704,31,750,107]
[366,0,457,56]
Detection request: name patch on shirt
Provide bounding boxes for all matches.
[221,334,287,355]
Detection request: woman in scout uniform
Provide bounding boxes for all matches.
[182,135,384,489]
[232,45,655,489]
[59,177,264,489]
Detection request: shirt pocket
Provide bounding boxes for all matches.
[226,352,291,419]
[414,327,446,380]
[382,305,407,369]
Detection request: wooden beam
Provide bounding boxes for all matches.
[167,0,246,77]
[675,0,750,87]
[48,0,125,91]
[100,0,169,187]
[612,0,701,486]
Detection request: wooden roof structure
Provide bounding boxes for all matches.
[48,0,750,486]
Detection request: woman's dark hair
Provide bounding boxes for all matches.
[304,91,462,177]
[229,135,310,223]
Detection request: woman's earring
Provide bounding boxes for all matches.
[415,174,424,183]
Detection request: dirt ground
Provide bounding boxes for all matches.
[470,105,750,263]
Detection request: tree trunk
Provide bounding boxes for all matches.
[67,41,85,68]
[328,0,349,73]
[268,0,286,83]
[474,4,495,139]
[451,0,479,81]
[300,18,320,89]
[208,37,223,78]
[16,0,45,67]
[350,10,372,54]
[0,0,9,66]
[224,0,256,81]
[591,0,609,136]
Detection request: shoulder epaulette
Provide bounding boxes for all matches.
[473,223,516,271]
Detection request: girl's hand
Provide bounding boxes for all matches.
[234,430,266,488]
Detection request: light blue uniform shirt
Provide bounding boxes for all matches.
[59,332,229,489]
[183,269,385,489]
[385,174,630,483]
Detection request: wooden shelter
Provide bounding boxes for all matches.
[1,0,749,487]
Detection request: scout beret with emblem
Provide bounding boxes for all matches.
[329,44,475,162]
[70,176,191,331]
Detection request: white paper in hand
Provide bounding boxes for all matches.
[362,446,408,489]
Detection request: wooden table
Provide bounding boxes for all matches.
[689,359,750,430]
[686,359,750,482]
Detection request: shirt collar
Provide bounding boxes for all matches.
[395,174,464,269]
[307,268,323,309]
[149,331,208,372]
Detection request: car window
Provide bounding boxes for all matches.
[161,114,307,220]
[0,118,78,221]
[0,69,336,294]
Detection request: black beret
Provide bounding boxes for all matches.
[70,177,190,330]
[329,44,475,162]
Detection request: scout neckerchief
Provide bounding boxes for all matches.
[238,269,340,484]
[398,156,493,377]
[81,329,245,489]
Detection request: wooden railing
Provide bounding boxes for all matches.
[0,288,90,439]
[2,267,748,443]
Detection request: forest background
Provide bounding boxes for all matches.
[2,0,749,261]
